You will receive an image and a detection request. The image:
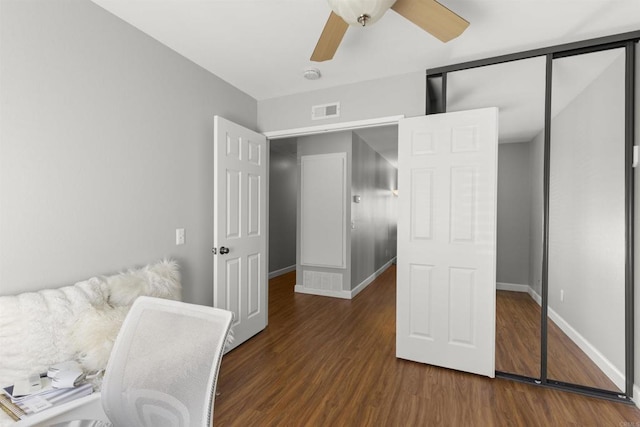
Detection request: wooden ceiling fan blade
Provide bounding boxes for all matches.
[311,12,349,62]
[391,0,469,42]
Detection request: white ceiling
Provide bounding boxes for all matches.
[90,0,640,101]
[91,0,635,167]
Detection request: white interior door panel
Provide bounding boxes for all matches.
[213,116,267,351]
[396,108,498,377]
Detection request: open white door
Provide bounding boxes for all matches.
[213,116,267,351]
[396,108,498,377]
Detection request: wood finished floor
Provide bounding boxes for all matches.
[214,266,640,426]
[496,290,620,392]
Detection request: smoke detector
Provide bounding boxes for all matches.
[303,68,322,80]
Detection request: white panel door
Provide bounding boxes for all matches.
[213,116,267,351]
[396,108,498,377]
[300,153,347,268]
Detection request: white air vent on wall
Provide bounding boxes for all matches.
[311,102,340,120]
[303,270,343,291]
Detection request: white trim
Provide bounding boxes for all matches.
[528,287,542,305]
[294,284,352,299]
[294,258,396,300]
[527,288,625,392]
[263,115,405,140]
[634,384,640,408]
[351,258,396,298]
[496,282,529,293]
[269,264,296,279]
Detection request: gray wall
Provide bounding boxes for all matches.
[0,0,257,305]
[496,143,531,285]
[269,143,297,273]
[296,132,352,290]
[547,52,626,374]
[351,133,397,289]
[258,72,425,132]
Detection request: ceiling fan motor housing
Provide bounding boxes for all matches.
[327,0,396,26]
[311,0,469,62]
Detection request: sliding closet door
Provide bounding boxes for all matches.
[547,48,626,392]
[446,57,546,379]
[429,34,637,401]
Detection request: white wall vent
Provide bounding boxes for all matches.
[303,270,343,291]
[311,102,340,120]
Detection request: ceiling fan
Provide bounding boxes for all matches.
[311,0,469,62]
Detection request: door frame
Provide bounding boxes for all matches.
[264,115,404,300]
[263,115,405,140]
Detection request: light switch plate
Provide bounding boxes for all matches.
[176,228,185,245]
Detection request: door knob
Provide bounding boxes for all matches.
[220,246,230,255]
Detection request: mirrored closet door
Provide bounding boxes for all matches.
[547,47,627,393]
[446,56,546,380]
[427,32,638,401]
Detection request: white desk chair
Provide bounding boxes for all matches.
[49,296,233,427]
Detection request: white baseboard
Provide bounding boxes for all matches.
[351,258,396,299]
[293,257,396,300]
[294,285,352,299]
[496,282,529,292]
[269,264,296,279]
[528,287,542,305]
[527,288,625,392]
[634,384,640,408]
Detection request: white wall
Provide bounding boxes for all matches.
[268,144,297,274]
[351,133,397,290]
[497,142,531,286]
[257,71,425,132]
[0,0,257,305]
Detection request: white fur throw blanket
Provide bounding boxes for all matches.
[0,259,181,387]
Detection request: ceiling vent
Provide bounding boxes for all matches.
[311,102,340,120]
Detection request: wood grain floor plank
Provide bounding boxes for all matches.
[214,266,640,426]
[496,289,621,392]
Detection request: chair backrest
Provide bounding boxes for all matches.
[100,296,233,427]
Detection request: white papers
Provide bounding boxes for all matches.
[0,360,94,420]
[11,374,43,397]
[5,377,53,401]
[1,382,93,417]
[21,395,53,413]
